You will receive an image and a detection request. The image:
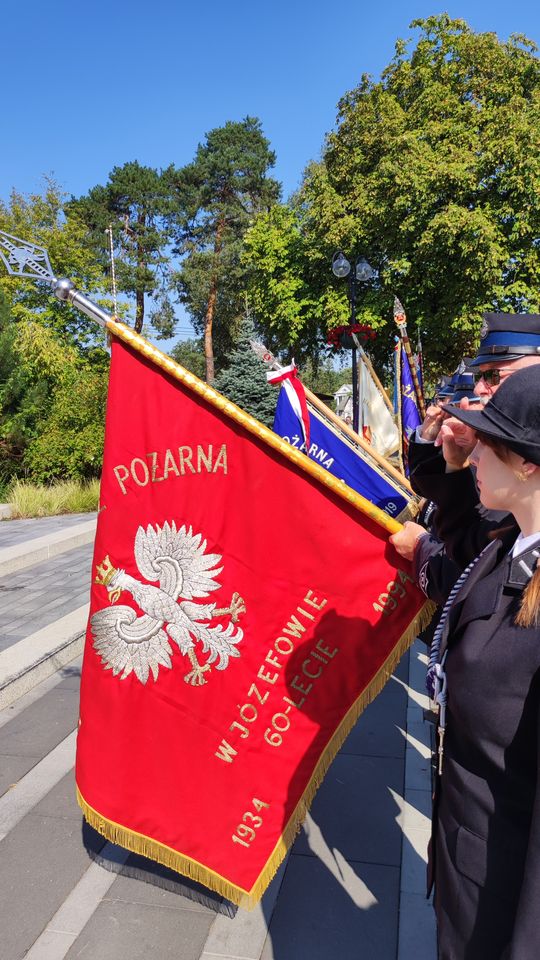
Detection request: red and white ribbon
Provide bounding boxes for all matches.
[267,362,310,451]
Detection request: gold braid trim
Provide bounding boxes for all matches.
[77,599,436,909]
[105,318,405,536]
[394,345,406,477]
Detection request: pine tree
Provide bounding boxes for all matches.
[213,311,277,427]
[168,117,281,381]
[69,161,173,335]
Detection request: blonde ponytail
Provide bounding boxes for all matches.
[515,565,540,628]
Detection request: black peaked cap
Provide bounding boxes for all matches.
[470,312,540,366]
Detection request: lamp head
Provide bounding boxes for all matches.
[355,257,375,282]
[331,251,351,279]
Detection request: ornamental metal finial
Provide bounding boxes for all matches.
[249,340,282,372]
[0,229,111,328]
[393,296,405,320]
[0,230,56,284]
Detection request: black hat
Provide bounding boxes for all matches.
[469,312,540,367]
[442,366,540,464]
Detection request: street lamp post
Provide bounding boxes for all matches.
[331,252,376,434]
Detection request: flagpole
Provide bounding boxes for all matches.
[353,336,395,417]
[394,342,406,475]
[302,384,412,494]
[393,297,426,420]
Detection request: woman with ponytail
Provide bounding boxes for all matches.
[391,365,540,959]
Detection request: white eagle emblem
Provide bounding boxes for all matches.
[91,521,245,686]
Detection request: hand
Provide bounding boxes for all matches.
[435,415,476,470]
[419,404,445,442]
[389,521,427,561]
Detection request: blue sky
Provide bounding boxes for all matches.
[2,1,539,342]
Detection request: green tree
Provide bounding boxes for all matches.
[0,182,111,487]
[169,118,281,381]
[213,312,277,427]
[0,180,110,352]
[0,302,107,486]
[243,203,325,362]
[170,336,206,380]
[0,292,23,486]
[246,16,540,378]
[70,161,173,335]
[24,363,107,482]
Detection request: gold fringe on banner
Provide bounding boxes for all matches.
[77,599,436,909]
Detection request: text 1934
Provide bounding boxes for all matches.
[232,798,270,849]
[373,569,415,617]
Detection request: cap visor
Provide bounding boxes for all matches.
[468,353,525,367]
[440,403,511,443]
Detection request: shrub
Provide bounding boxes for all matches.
[24,366,107,482]
[8,479,100,518]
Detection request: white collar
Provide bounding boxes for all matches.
[511,531,540,558]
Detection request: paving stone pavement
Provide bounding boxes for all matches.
[0,543,94,652]
[254,652,434,960]
[0,514,96,550]
[0,664,225,960]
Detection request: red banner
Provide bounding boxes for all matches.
[76,336,429,907]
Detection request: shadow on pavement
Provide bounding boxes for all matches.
[82,821,237,917]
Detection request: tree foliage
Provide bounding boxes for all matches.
[169,118,281,381]
[0,180,110,353]
[24,362,107,482]
[70,161,173,335]
[0,309,107,486]
[246,16,540,377]
[213,312,277,427]
[170,337,206,380]
[243,203,323,362]
[0,182,111,488]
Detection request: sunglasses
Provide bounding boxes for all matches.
[473,368,502,386]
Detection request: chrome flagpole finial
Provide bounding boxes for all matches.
[0,229,112,329]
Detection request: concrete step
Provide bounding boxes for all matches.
[0,513,97,551]
[0,516,96,578]
[0,537,94,710]
[0,605,88,710]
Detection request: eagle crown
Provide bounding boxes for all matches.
[95,555,118,587]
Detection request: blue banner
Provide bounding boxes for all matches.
[273,386,409,518]
[397,345,422,475]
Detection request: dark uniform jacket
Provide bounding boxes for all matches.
[431,524,540,960]
[414,532,461,607]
